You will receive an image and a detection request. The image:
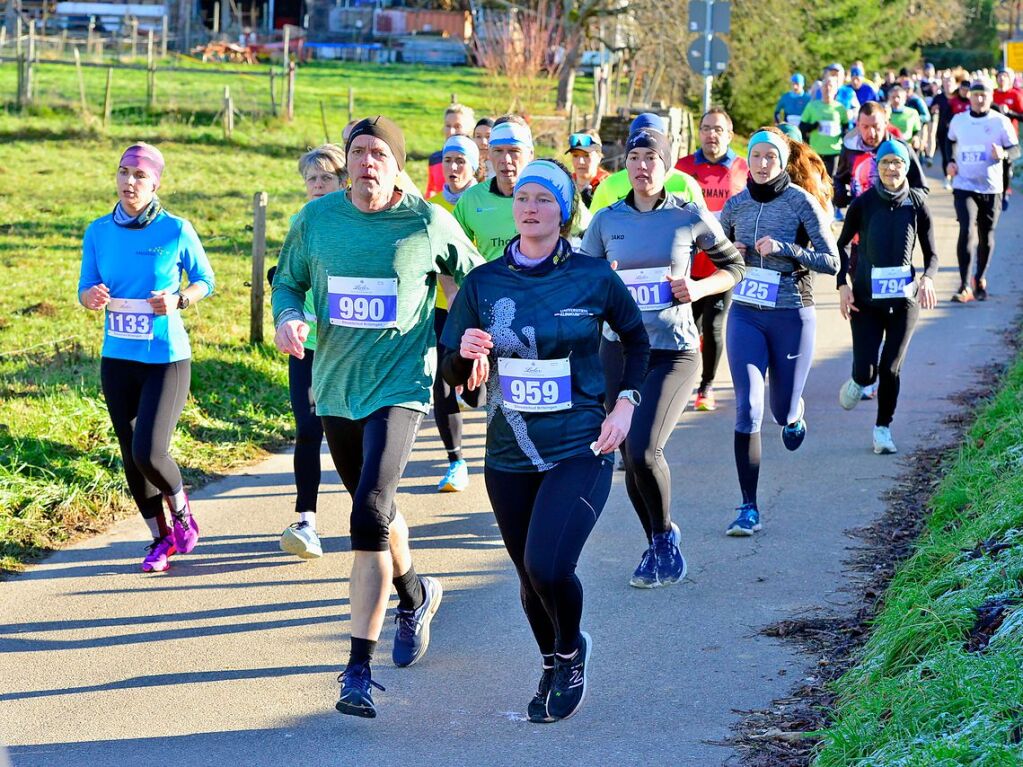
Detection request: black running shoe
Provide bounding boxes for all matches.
[547,632,592,720]
[527,666,556,724]
[335,663,384,718]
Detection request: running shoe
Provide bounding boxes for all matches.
[437,459,469,492]
[1002,193,1010,213]
[652,523,686,585]
[336,662,384,718]
[726,503,761,536]
[392,575,443,667]
[781,400,807,451]
[548,632,592,720]
[527,666,557,724]
[166,494,199,554]
[973,277,988,302]
[280,521,322,559]
[873,426,898,455]
[943,178,953,191]
[839,379,864,410]
[834,208,845,222]
[951,286,974,303]
[141,536,176,572]
[694,386,717,412]
[629,545,657,588]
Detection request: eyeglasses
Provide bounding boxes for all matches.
[878,158,906,169]
[569,133,598,149]
[700,125,728,135]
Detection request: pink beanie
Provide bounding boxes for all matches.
[119,143,165,186]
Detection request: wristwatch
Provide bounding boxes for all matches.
[177,293,190,310]
[617,389,642,407]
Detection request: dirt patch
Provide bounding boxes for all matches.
[15,301,58,317]
[730,330,1021,767]
[965,597,1020,653]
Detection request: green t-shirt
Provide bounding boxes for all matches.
[588,168,706,214]
[799,100,850,157]
[285,212,319,351]
[272,190,484,420]
[889,108,921,141]
[452,180,515,262]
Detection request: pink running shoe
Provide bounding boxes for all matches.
[142,537,177,572]
[167,494,200,554]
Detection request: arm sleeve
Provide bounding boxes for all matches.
[439,274,480,387]
[693,207,745,282]
[603,269,649,392]
[270,212,312,328]
[77,225,101,302]
[776,197,840,275]
[430,206,485,284]
[835,197,861,287]
[178,221,215,297]
[915,199,939,280]
[578,211,608,260]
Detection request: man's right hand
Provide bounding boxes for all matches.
[82,283,110,311]
[274,320,309,358]
[946,161,958,178]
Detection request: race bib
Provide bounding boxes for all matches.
[958,144,987,164]
[618,267,673,311]
[818,121,841,137]
[786,114,802,126]
[871,265,912,299]
[499,357,572,413]
[106,298,154,340]
[327,276,398,329]
[732,267,781,308]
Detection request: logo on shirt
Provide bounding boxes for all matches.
[609,233,626,241]
[137,246,166,258]
[476,207,495,214]
[555,308,592,317]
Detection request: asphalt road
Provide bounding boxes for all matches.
[2,172,1021,766]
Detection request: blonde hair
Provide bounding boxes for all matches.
[445,103,476,125]
[298,144,347,184]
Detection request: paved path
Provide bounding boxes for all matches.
[2,174,1021,766]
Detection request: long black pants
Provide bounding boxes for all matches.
[953,189,1002,289]
[100,357,190,519]
[432,308,463,462]
[289,351,323,513]
[485,454,612,656]
[849,301,920,427]
[691,287,732,391]
[321,406,423,552]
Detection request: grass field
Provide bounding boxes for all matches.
[0,59,593,573]
[813,344,1023,765]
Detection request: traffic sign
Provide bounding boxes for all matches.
[686,35,730,76]
[688,0,731,34]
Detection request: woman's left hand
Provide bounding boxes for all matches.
[592,399,635,454]
[755,236,782,257]
[918,276,937,309]
[148,289,178,316]
[668,275,702,304]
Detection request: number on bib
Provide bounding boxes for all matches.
[327,276,398,329]
[870,265,912,299]
[106,298,155,341]
[617,267,673,311]
[498,357,572,413]
[732,267,781,308]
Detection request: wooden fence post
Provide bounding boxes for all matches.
[161,15,168,58]
[282,24,290,65]
[74,47,89,114]
[146,30,156,110]
[130,17,138,59]
[285,60,295,121]
[222,86,234,137]
[347,85,354,123]
[25,21,35,105]
[86,16,94,56]
[213,1,220,34]
[250,192,268,345]
[319,100,330,143]
[269,68,277,116]
[103,67,113,127]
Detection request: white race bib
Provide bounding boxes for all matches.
[786,113,802,126]
[871,265,912,300]
[106,298,154,340]
[327,276,398,329]
[618,267,673,311]
[818,121,841,137]
[732,267,781,308]
[499,357,572,413]
[958,144,988,165]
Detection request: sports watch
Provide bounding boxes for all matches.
[177,293,190,310]
[617,389,642,407]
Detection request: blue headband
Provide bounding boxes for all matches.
[748,130,790,167]
[489,121,533,150]
[514,159,574,225]
[442,135,480,172]
[630,112,666,134]
[791,73,805,86]
[876,139,910,166]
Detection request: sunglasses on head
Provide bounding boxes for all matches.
[569,133,597,149]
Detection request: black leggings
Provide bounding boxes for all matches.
[821,153,839,179]
[289,351,323,513]
[485,454,612,656]
[849,301,920,427]
[100,357,190,519]
[322,406,423,552]
[691,287,732,390]
[601,341,700,542]
[432,308,463,462]
[953,189,1002,288]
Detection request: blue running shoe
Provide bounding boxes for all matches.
[652,523,686,585]
[392,575,443,667]
[336,663,385,718]
[726,504,761,537]
[628,545,658,588]
[437,459,469,492]
[781,399,807,451]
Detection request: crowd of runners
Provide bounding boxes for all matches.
[77,60,1020,723]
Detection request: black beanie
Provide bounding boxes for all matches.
[625,129,672,173]
[345,115,406,171]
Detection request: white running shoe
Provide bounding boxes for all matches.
[873,426,897,455]
[839,379,864,410]
[280,521,323,559]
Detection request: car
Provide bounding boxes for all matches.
[577,49,618,76]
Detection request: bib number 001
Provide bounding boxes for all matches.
[617,267,673,311]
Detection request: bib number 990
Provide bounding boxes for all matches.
[336,296,387,323]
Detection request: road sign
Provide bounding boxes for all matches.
[686,35,730,76]
[1006,41,1023,72]
[687,0,731,34]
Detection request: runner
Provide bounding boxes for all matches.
[426,135,480,492]
[588,113,705,212]
[718,130,839,536]
[887,84,923,149]
[275,144,348,559]
[835,139,939,454]
[774,73,811,127]
[675,107,749,411]
[846,64,878,106]
[946,79,1020,302]
[799,76,850,178]
[78,143,214,572]
[473,117,494,181]
[992,67,1023,211]
[440,158,650,723]
[272,116,483,718]
[566,129,610,207]
[582,126,744,587]
[425,103,475,198]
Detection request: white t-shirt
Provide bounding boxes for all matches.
[947,110,1019,194]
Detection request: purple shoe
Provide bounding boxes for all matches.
[142,537,177,572]
[167,494,200,554]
